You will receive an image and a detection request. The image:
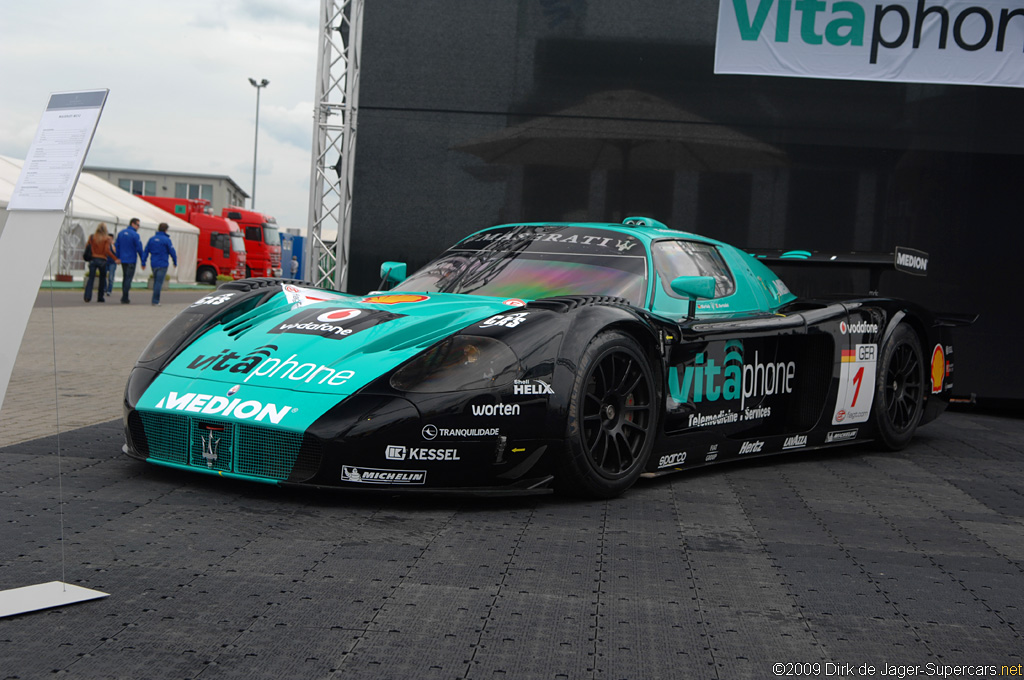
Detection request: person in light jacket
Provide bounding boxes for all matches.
[142,223,178,306]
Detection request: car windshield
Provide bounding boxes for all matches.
[231,233,246,253]
[393,225,648,305]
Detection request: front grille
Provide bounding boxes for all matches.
[137,412,320,483]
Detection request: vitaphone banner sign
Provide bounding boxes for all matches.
[715,0,1024,88]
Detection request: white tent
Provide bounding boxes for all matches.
[0,155,199,284]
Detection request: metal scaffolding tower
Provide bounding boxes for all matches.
[305,0,364,291]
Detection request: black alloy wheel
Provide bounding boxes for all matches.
[560,331,657,498]
[873,323,925,450]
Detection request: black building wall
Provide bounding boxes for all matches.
[349,0,1024,402]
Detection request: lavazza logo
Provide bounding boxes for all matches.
[783,435,808,450]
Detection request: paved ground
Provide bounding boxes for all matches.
[1,288,1022,679]
[0,289,204,447]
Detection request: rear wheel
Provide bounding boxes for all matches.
[872,323,925,450]
[558,331,657,498]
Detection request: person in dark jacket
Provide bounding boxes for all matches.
[115,218,145,303]
[142,222,178,306]
[83,223,120,303]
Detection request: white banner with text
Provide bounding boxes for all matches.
[715,0,1024,88]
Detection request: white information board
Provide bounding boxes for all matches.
[7,90,108,211]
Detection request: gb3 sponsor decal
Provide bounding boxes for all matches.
[480,311,530,329]
[833,343,876,425]
[269,307,403,340]
[191,292,235,307]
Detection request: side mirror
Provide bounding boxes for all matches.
[379,261,407,288]
[669,275,716,319]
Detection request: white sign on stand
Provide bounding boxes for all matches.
[0,89,110,618]
[7,90,108,211]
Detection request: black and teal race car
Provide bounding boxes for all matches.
[123,218,961,498]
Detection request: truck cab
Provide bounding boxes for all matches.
[222,206,281,278]
[140,196,247,284]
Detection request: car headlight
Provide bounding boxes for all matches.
[390,335,520,393]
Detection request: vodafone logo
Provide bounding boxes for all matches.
[316,308,362,323]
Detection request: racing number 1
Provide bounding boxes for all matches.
[851,366,864,408]
[832,345,876,425]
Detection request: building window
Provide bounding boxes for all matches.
[175,182,214,202]
[118,179,155,196]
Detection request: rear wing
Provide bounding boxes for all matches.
[748,245,929,295]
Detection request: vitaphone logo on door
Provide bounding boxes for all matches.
[715,0,1024,88]
[666,339,796,431]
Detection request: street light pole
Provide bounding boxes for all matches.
[248,77,269,209]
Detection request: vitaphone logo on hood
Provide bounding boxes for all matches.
[187,344,356,386]
[668,339,796,410]
[269,307,404,340]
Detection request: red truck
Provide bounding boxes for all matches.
[222,206,281,278]
[140,196,247,284]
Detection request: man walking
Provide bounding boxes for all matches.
[142,222,178,306]
[115,217,144,303]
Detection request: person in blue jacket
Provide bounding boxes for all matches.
[142,222,178,306]
[114,218,145,303]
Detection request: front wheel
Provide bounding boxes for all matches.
[558,331,657,498]
[872,323,925,450]
[196,266,217,285]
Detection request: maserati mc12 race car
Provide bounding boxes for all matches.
[123,217,962,497]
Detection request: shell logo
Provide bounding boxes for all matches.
[361,294,429,305]
[930,344,945,394]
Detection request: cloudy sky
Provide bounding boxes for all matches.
[1,0,321,232]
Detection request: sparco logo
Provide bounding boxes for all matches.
[342,466,426,485]
[783,435,807,450]
[826,429,859,443]
[154,391,293,424]
[658,452,687,469]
